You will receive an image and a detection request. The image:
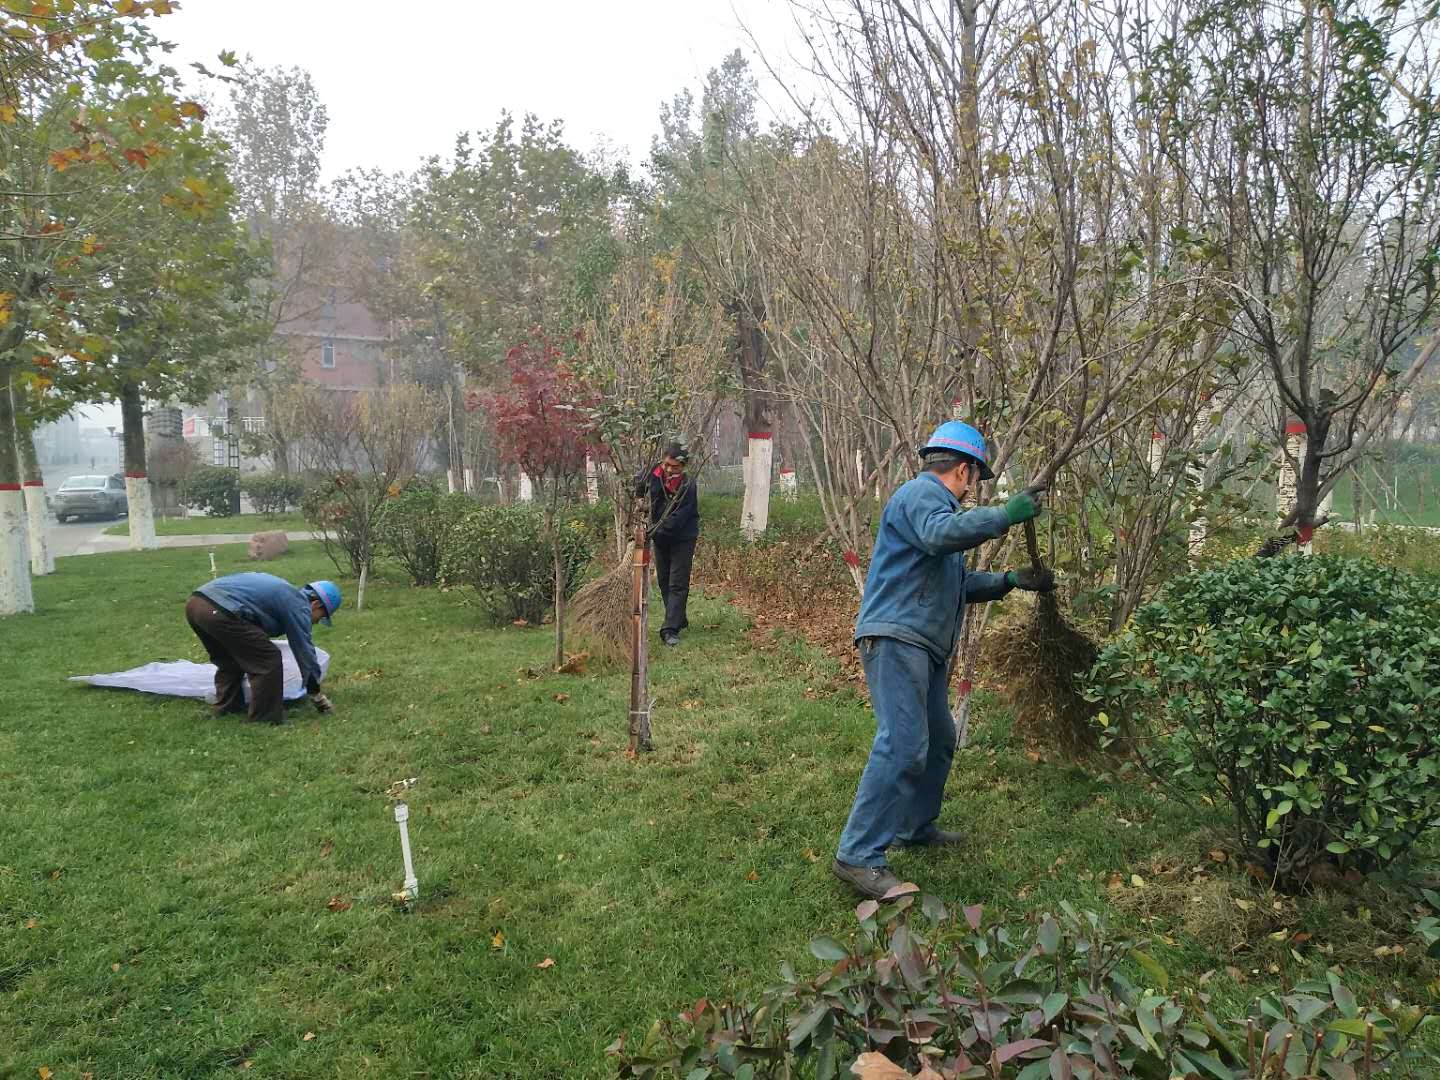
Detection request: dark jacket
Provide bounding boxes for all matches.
[636,465,700,544]
[196,573,324,690]
[854,472,1013,664]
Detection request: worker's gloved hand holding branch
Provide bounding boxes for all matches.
[1005,567,1056,592]
[1003,483,1048,527]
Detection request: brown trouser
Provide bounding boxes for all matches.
[184,593,285,724]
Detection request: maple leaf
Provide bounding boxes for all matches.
[535,957,555,969]
[0,103,16,123]
[179,100,206,120]
[122,147,149,168]
[38,1068,53,1080]
[115,0,138,13]
[491,930,505,949]
[302,1031,315,1042]
[325,896,351,913]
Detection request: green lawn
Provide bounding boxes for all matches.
[1,544,1434,1078]
[1331,465,1440,528]
[104,512,310,537]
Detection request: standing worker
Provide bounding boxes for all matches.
[184,572,341,726]
[831,421,1055,899]
[637,443,699,648]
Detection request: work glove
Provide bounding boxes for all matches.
[311,693,334,715]
[1006,568,1056,593]
[1003,483,1047,527]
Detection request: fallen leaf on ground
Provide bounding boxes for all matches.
[111,963,120,972]
[39,1068,53,1080]
[302,1031,315,1042]
[553,693,569,704]
[803,848,820,863]
[24,919,36,929]
[850,1051,912,1078]
[536,957,555,969]
[320,839,334,858]
[557,651,589,674]
[326,896,352,913]
[491,930,505,949]
[1208,849,1227,863]
[745,869,760,882]
[1130,874,1146,888]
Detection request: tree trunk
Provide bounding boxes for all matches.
[627,509,652,754]
[0,374,35,615]
[17,413,53,575]
[548,501,566,670]
[737,301,772,539]
[119,380,158,551]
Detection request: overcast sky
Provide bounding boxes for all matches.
[160,0,810,181]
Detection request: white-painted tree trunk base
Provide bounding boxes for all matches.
[779,469,798,502]
[447,469,458,494]
[742,436,772,539]
[23,483,53,575]
[518,472,534,503]
[0,488,35,615]
[585,455,599,505]
[125,476,158,551]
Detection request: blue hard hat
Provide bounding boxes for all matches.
[920,420,995,480]
[306,580,342,625]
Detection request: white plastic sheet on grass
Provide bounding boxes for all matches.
[69,641,330,704]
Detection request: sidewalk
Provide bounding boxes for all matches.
[55,530,321,558]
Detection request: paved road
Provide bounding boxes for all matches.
[47,517,319,558]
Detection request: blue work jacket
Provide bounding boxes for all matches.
[854,472,1013,664]
[195,573,324,690]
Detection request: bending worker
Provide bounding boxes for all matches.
[184,572,341,726]
[832,421,1055,900]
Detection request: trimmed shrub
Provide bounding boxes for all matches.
[373,485,471,587]
[614,889,1435,1077]
[1089,555,1440,890]
[241,473,305,517]
[300,472,390,579]
[178,464,239,518]
[439,504,591,625]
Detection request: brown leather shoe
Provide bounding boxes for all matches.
[830,859,904,899]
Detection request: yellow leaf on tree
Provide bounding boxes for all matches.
[0,103,16,123]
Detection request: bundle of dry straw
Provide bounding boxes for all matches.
[987,518,1100,757]
[567,545,636,664]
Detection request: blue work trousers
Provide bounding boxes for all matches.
[836,636,955,867]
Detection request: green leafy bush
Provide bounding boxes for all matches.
[613,887,1435,1078]
[373,485,471,587]
[178,464,239,518]
[439,504,592,624]
[240,473,305,517]
[1089,555,1440,890]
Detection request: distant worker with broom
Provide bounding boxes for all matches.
[832,421,1053,900]
[636,443,699,648]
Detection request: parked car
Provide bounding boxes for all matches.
[55,474,127,522]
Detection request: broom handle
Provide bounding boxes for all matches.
[1023,517,1046,575]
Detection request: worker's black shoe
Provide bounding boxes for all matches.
[830,859,904,900]
[660,630,680,648]
[901,829,966,848]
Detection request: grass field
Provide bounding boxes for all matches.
[1331,463,1440,528]
[104,512,311,537]
[2,543,1435,1078]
